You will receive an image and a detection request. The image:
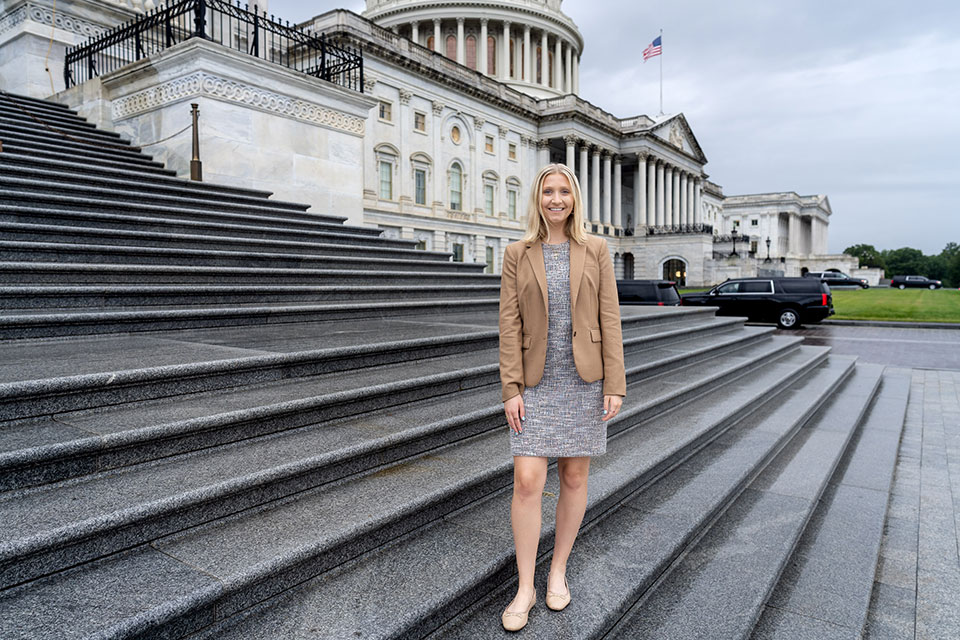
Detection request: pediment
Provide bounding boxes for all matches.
[649,114,706,163]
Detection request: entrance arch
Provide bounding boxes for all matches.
[623,253,635,280]
[662,257,687,286]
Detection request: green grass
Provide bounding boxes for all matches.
[829,287,960,323]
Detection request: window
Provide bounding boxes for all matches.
[451,243,464,262]
[427,35,435,50]
[449,163,462,210]
[508,189,517,219]
[485,246,495,274]
[414,112,426,132]
[750,218,759,227]
[446,35,456,59]
[415,168,427,205]
[487,35,496,75]
[536,47,542,84]
[509,40,515,78]
[750,240,758,254]
[508,143,517,160]
[378,101,392,122]
[549,51,554,87]
[485,135,495,154]
[716,282,740,294]
[379,160,392,200]
[451,125,462,144]
[484,184,495,216]
[740,280,773,293]
[466,35,477,70]
[415,239,427,250]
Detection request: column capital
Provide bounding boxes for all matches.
[398,89,412,105]
[537,138,551,149]
[613,154,622,165]
[591,146,601,156]
[523,24,531,34]
[433,18,441,26]
[498,125,509,138]
[474,117,486,130]
[563,134,579,145]
[432,101,445,116]
[503,20,511,28]
[456,16,464,25]
[637,150,650,162]
[480,17,489,26]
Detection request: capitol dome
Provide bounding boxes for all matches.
[361,0,584,98]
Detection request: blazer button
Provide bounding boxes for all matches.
[573,331,577,336]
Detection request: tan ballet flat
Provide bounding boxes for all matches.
[502,593,536,632]
[545,576,571,611]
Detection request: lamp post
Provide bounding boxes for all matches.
[764,236,771,262]
[730,228,739,257]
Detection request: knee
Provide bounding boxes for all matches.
[559,466,588,492]
[513,470,545,500]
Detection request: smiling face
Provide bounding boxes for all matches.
[540,172,574,234]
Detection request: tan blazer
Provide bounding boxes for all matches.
[498,235,626,402]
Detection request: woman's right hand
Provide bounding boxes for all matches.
[504,395,526,434]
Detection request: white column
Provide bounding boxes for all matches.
[565,136,576,169]
[655,160,665,226]
[411,22,419,45]
[523,25,531,82]
[554,37,562,89]
[456,18,465,65]
[664,165,673,228]
[433,19,441,52]
[564,44,572,93]
[591,148,601,224]
[680,172,688,228]
[613,155,622,227]
[501,22,510,80]
[687,177,695,226]
[572,53,579,94]
[637,152,647,231]
[579,144,589,217]
[602,151,612,225]
[647,157,656,227]
[672,169,681,227]
[480,19,488,75]
[538,139,550,166]
[695,178,703,225]
[540,31,548,86]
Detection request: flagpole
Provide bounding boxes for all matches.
[659,28,663,115]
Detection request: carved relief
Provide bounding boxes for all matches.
[398,89,412,105]
[432,101,445,116]
[669,122,684,149]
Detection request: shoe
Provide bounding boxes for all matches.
[545,576,571,611]
[502,593,536,632]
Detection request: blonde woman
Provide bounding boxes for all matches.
[498,163,626,631]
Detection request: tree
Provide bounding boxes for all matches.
[843,244,885,270]
[881,247,926,277]
[942,243,960,287]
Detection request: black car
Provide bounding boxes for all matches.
[805,270,869,289]
[890,275,942,289]
[616,280,682,306]
[681,277,833,329]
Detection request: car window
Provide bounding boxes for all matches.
[740,281,773,293]
[823,273,841,279]
[716,282,740,294]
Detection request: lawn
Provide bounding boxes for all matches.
[827,287,960,323]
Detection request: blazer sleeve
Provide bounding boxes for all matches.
[499,243,525,402]
[597,238,626,397]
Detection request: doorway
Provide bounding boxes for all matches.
[662,258,687,287]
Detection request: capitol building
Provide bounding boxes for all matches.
[0,0,866,285]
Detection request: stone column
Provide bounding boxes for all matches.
[579,144,589,217]
[456,18,465,65]
[564,135,576,170]
[538,139,551,166]
[433,19,441,52]
[540,31,548,86]
[411,22,419,45]
[591,148,601,224]
[573,53,579,94]
[480,19,488,75]
[564,44,572,93]
[695,178,703,225]
[613,155,622,227]
[647,156,656,227]
[664,165,673,228]
[680,171,688,228]
[687,177,695,226]
[602,151,612,225]
[636,151,647,231]
[502,22,511,80]
[523,25,531,82]
[655,160,665,226]
[554,37,562,89]
[672,169,681,227]
[432,101,445,207]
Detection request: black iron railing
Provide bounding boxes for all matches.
[64,0,363,93]
[645,223,714,236]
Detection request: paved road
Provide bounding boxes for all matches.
[776,324,960,370]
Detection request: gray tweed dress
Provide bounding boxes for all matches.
[511,241,606,457]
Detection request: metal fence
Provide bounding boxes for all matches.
[64,0,363,92]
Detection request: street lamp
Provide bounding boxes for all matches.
[730,228,739,257]
[764,236,771,262]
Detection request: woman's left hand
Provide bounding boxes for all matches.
[602,395,622,422]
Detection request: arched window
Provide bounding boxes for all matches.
[509,40,515,78]
[427,35,434,51]
[536,47,542,84]
[549,51,554,87]
[449,163,463,211]
[466,35,477,70]
[487,35,496,75]
[446,35,457,60]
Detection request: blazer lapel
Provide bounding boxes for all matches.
[569,239,585,310]
[525,241,549,318]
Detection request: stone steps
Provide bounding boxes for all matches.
[0,337,817,639]
[0,101,108,131]
[0,91,75,114]
[0,117,128,147]
[0,133,165,168]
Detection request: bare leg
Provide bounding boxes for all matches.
[548,456,591,595]
[506,455,548,613]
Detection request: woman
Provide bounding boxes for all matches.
[498,163,626,631]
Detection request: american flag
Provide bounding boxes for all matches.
[643,36,662,62]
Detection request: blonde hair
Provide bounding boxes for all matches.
[521,163,588,245]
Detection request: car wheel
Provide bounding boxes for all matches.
[862,284,870,289]
[898,284,906,289]
[929,284,936,289]
[777,308,801,330]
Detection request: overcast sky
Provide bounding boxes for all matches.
[269,0,959,255]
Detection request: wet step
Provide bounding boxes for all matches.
[750,368,912,639]
[0,341,820,639]
[0,134,165,167]
[0,145,173,176]
[604,363,892,640]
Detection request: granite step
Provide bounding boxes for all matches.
[602,363,893,640]
[0,91,74,114]
[0,206,413,249]
[0,116,127,145]
[0,339,819,639]
[0,132,161,167]
[0,225,445,264]
[0,145,174,176]
[0,102,103,131]
[749,368,912,640]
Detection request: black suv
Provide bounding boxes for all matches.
[681,277,833,329]
[616,280,682,306]
[805,271,869,289]
[890,275,942,289]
